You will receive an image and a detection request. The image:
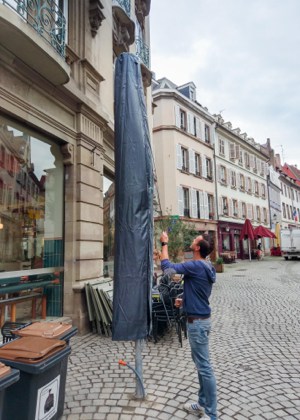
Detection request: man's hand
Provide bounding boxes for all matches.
[174,298,183,308]
[160,231,169,243]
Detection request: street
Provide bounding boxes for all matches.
[62,257,300,419]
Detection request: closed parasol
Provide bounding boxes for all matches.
[240,219,255,260]
[275,222,281,247]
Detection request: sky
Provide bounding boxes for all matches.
[150,0,300,168]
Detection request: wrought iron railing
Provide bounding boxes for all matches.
[2,0,66,57]
[135,37,150,68]
[112,0,131,16]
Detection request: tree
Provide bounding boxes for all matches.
[154,216,198,262]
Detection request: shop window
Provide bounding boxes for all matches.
[103,174,115,278]
[0,116,64,273]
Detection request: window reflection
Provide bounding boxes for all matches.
[103,175,115,278]
[0,116,63,272]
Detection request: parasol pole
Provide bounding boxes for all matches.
[135,339,146,398]
[248,237,251,261]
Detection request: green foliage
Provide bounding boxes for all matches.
[215,257,224,265]
[154,215,197,262]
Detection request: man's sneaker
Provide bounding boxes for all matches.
[183,402,205,416]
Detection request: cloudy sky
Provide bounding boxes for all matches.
[150,0,300,167]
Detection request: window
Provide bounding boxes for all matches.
[195,153,201,176]
[219,138,225,156]
[103,175,115,277]
[180,109,187,130]
[229,143,235,160]
[238,150,243,165]
[284,185,287,197]
[242,202,246,218]
[233,199,238,217]
[231,170,236,188]
[206,158,213,180]
[282,203,286,218]
[256,206,261,222]
[247,177,252,193]
[220,165,227,184]
[239,174,245,191]
[255,181,259,196]
[181,147,189,172]
[208,195,214,219]
[261,184,266,198]
[263,208,267,223]
[222,197,229,215]
[204,125,210,144]
[253,156,257,172]
[183,187,190,217]
[245,152,250,168]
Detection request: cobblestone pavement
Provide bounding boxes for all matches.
[62,257,300,420]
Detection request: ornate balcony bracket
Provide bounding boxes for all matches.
[89,0,105,37]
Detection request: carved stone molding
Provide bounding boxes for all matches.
[61,143,74,165]
[89,0,105,37]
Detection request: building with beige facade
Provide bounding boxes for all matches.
[214,114,270,258]
[152,78,218,258]
[0,0,152,332]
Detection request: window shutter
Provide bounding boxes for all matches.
[201,121,205,141]
[218,197,223,216]
[229,143,235,159]
[229,198,233,217]
[250,154,254,168]
[175,105,181,128]
[187,113,193,134]
[189,149,196,174]
[176,144,182,169]
[177,186,184,216]
[191,188,197,218]
[252,179,255,194]
[217,164,221,182]
[226,168,230,185]
[195,118,201,138]
[235,144,240,159]
[201,155,207,178]
[236,172,240,189]
[199,191,205,218]
[238,201,242,218]
[203,192,209,219]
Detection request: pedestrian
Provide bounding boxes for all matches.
[160,231,217,420]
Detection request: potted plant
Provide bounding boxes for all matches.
[214,257,224,273]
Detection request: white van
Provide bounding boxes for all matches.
[281,228,300,260]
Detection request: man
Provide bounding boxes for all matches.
[160,231,217,420]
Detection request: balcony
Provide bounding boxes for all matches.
[135,36,149,68]
[0,0,70,85]
[112,0,135,56]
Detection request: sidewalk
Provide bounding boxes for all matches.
[62,257,300,419]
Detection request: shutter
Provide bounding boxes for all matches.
[226,168,230,185]
[235,144,240,159]
[189,149,195,174]
[201,120,206,141]
[250,204,253,220]
[199,191,205,218]
[202,155,207,178]
[252,179,255,194]
[176,144,182,169]
[196,118,201,138]
[259,183,262,197]
[238,201,242,218]
[187,113,193,134]
[191,188,197,218]
[177,186,184,216]
[257,159,261,175]
[236,172,240,189]
[175,104,181,127]
[229,198,233,217]
[217,164,221,182]
[250,154,254,168]
[203,192,209,219]
[229,143,235,159]
[218,197,223,216]
[210,160,214,181]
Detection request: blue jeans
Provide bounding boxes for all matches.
[187,318,217,420]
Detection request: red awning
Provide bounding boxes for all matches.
[253,225,276,239]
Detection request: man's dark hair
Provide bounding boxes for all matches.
[197,238,211,258]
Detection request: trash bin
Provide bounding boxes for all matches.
[0,363,20,420]
[0,336,71,420]
[12,321,78,344]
